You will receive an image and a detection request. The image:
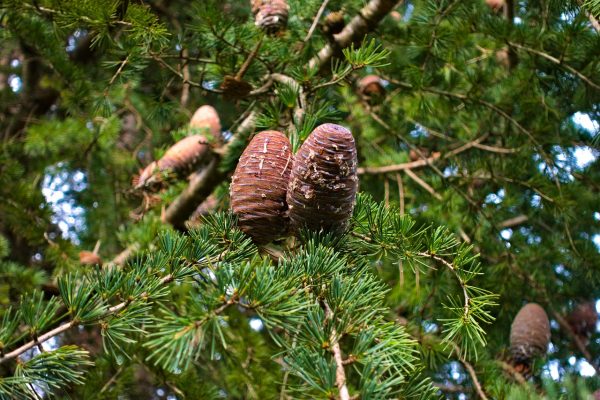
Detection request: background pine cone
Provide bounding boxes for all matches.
[510,303,551,365]
[567,302,598,338]
[251,0,289,34]
[287,123,358,235]
[135,135,211,190]
[220,75,253,100]
[79,251,102,266]
[357,75,385,102]
[485,0,505,12]
[190,105,222,143]
[230,130,293,244]
[322,11,345,37]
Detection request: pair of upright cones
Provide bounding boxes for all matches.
[230,124,358,244]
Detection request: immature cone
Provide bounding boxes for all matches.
[390,10,402,22]
[220,75,253,100]
[251,0,289,34]
[190,105,222,142]
[495,47,510,69]
[230,131,293,244]
[134,135,210,190]
[79,251,102,266]
[510,303,551,365]
[287,123,358,234]
[567,302,598,337]
[409,148,431,161]
[485,0,505,12]
[358,75,385,101]
[322,11,345,37]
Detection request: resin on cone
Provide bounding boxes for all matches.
[251,0,289,34]
[287,123,358,234]
[230,131,293,243]
[510,303,551,364]
[190,105,222,143]
[134,135,210,190]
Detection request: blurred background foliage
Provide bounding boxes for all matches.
[0,0,599,398]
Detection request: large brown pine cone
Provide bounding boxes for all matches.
[287,123,358,234]
[230,130,293,243]
[135,135,211,190]
[567,302,598,337]
[251,0,289,34]
[510,303,551,364]
[190,105,222,143]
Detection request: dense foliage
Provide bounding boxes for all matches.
[0,0,599,398]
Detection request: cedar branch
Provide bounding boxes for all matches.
[0,274,173,365]
[324,301,350,400]
[308,0,399,70]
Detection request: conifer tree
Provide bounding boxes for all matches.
[0,0,599,399]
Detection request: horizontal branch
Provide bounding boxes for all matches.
[358,152,442,174]
[508,42,600,91]
[404,169,442,200]
[498,215,528,229]
[0,274,173,365]
[358,128,506,176]
[308,0,399,70]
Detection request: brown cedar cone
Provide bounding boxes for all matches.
[495,47,510,69]
[358,75,385,102]
[251,0,289,34]
[190,105,222,143]
[485,0,505,12]
[287,123,358,234]
[510,303,551,365]
[567,302,598,337]
[322,11,345,37]
[79,251,102,266]
[220,75,253,100]
[409,148,431,161]
[390,11,402,22]
[134,135,210,190]
[230,130,293,244]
